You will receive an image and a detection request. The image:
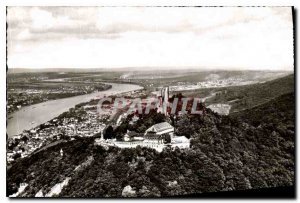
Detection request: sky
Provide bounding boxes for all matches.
[7,7,294,71]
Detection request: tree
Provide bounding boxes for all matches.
[137,124,147,133]
[103,126,115,140]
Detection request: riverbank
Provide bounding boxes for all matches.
[7,83,143,137]
[7,81,112,114]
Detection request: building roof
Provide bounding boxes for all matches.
[172,136,189,143]
[149,122,174,133]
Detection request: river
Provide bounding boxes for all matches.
[7,83,143,137]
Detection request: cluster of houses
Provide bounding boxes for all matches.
[7,107,106,164]
[169,77,257,92]
[114,89,148,99]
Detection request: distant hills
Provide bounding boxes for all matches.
[7,68,294,74]
[7,68,116,74]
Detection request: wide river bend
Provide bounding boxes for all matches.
[7,83,143,137]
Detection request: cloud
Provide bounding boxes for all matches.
[8,7,292,40]
[30,7,55,29]
[17,29,31,40]
[7,7,293,71]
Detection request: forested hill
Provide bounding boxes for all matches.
[231,92,295,127]
[7,93,294,197]
[206,74,294,113]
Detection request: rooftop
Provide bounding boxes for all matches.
[150,122,174,133]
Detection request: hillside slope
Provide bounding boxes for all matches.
[7,93,294,197]
[189,74,294,113]
[231,92,295,127]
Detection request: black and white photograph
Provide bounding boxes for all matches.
[6,6,295,198]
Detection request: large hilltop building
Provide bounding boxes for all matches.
[96,122,190,152]
[144,122,174,136]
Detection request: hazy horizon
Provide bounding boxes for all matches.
[7,67,294,74]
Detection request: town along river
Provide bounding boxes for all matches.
[7,83,143,138]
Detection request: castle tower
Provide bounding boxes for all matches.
[161,87,169,116]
